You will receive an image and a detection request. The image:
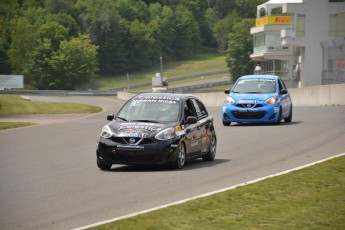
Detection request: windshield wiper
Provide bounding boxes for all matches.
[116,116,128,121]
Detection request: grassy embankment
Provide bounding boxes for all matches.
[0,52,227,130]
[0,95,102,130]
[86,52,229,91]
[90,155,345,230]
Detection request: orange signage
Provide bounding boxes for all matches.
[256,16,292,26]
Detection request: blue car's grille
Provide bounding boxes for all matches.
[232,111,266,119]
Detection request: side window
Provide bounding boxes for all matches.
[278,79,288,92]
[184,99,196,121]
[278,79,284,92]
[191,98,208,120]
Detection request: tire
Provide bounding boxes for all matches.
[202,135,216,161]
[276,107,282,125]
[172,143,186,169]
[284,105,292,123]
[97,161,112,170]
[222,120,231,126]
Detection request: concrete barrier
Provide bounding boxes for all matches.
[117,83,345,106]
[288,84,345,106]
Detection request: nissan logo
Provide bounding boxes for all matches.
[129,138,136,144]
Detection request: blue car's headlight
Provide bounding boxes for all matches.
[225,96,235,104]
[265,95,278,104]
[155,127,176,140]
[100,125,114,138]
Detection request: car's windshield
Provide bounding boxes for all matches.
[232,79,276,93]
[116,96,181,123]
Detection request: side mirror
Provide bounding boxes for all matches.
[107,114,115,121]
[281,89,288,94]
[186,116,197,125]
[224,89,230,94]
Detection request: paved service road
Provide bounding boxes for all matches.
[1,96,345,230]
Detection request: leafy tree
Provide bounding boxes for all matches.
[44,0,77,15]
[226,18,255,81]
[127,19,156,69]
[172,4,201,59]
[48,35,98,89]
[39,21,69,50]
[26,35,98,90]
[213,11,240,53]
[148,3,175,61]
[46,13,80,37]
[25,39,55,89]
[8,16,40,74]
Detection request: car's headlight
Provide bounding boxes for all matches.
[265,95,278,104]
[225,96,235,104]
[100,125,114,138]
[155,127,176,140]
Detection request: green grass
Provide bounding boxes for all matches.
[0,95,102,114]
[90,155,345,230]
[0,95,102,129]
[86,53,227,90]
[0,122,36,130]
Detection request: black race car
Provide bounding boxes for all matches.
[96,93,217,170]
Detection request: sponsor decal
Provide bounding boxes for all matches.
[130,96,180,106]
[119,123,162,132]
[116,145,144,149]
[118,131,148,138]
[191,141,199,147]
[175,125,186,136]
[176,130,186,136]
[201,137,206,144]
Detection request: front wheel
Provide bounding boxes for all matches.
[203,136,216,161]
[284,105,292,123]
[223,120,231,126]
[97,161,112,170]
[276,107,282,125]
[172,143,186,169]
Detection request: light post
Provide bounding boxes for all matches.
[160,56,163,77]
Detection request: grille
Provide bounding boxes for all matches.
[110,137,153,145]
[236,104,263,109]
[232,111,266,119]
[106,148,156,162]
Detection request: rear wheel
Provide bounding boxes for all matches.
[203,136,216,161]
[97,161,112,170]
[284,106,292,123]
[172,143,186,169]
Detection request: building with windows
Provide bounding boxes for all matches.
[250,0,345,88]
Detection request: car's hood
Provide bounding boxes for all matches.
[108,121,173,138]
[231,92,275,101]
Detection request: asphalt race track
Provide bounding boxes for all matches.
[1,96,345,230]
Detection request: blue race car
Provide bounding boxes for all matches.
[222,75,292,126]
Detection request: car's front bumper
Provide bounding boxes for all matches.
[222,104,280,123]
[96,137,179,166]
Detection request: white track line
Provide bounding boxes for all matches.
[72,152,345,230]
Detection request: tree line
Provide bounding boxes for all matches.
[0,0,265,90]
